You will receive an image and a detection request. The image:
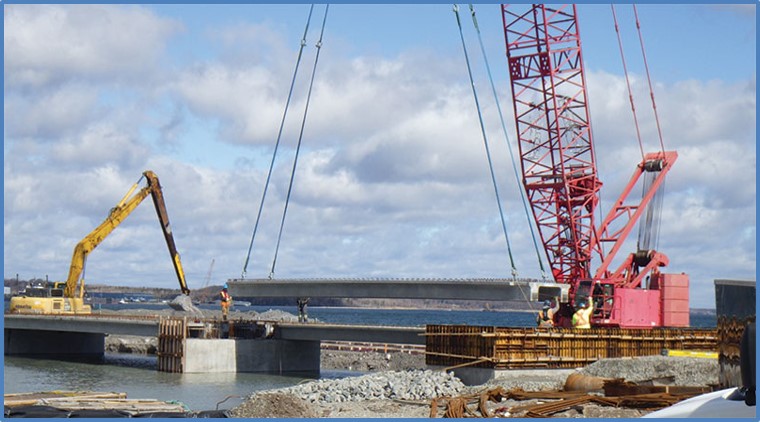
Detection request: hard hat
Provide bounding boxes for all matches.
[577,301,586,309]
[223,283,228,289]
[542,300,551,309]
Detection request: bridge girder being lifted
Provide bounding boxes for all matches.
[227,278,569,303]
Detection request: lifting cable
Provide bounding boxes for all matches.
[633,6,667,251]
[269,4,330,279]
[610,4,645,161]
[467,4,547,281]
[612,5,667,251]
[633,4,667,155]
[453,4,517,279]
[241,5,316,279]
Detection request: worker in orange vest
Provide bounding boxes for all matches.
[220,284,232,320]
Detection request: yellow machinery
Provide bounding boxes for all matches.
[9,170,191,314]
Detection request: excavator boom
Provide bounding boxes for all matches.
[11,170,193,315]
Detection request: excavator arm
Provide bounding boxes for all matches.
[144,171,190,296]
[63,170,190,299]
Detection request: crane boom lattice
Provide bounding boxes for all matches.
[501,4,602,287]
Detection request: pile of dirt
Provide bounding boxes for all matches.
[228,392,319,418]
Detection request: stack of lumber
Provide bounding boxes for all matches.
[4,391,188,415]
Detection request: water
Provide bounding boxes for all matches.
[4,354,311,411]
[3,306,717,411]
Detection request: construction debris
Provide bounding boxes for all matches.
[563,373,610,393]
[429,380,714,418]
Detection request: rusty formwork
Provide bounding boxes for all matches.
[425,325,718,369]
[714,279,756,388]
[156,316,275,372]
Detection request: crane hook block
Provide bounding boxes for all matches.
[643,159,664,172]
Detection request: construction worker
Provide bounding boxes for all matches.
[572,299,593,329]
[297,297,310,323]
[536,299,555,327]
[220,284,232,320]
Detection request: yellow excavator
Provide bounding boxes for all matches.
[9,170,199,315]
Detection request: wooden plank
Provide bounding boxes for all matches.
[5,391,127,408]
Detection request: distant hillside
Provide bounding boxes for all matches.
[4,278,719,312]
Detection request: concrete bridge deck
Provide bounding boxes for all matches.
[4,313,425,373]
[4,314,424,345]
[4,314,159,337]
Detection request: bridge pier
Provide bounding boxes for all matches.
[182,338,320,373]
[4,328,105,361]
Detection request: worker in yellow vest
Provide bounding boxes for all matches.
[572,299,593,329]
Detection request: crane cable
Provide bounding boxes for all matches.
[453,4,517,279]
[270,4,330,279]
[241,5,316,279]
[610,4,645,161]
[632,5,667,251]
[633,4,667,155]
[467,4,547,281]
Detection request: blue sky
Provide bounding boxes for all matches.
[3,3,757,309]
[146,4,757,82]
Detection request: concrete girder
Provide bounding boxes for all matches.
[227,278,569,303]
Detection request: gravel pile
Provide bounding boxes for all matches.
[274,370,464,404]
[252,309,303,322]
[579,355,719,386]
[228,392,319,418]
[321,350,425,372]
[105,335,157,354]
[482,369,575,392]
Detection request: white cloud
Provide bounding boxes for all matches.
[170,63,287,144]
[5,84,100,139]
[4,4,181,88]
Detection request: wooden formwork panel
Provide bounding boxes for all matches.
[425,325,495,369]
[426,325,718,369]
[157,317,187,373]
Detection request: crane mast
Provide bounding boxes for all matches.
[502,4,689,328]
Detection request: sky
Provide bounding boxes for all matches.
[3,3,757,309]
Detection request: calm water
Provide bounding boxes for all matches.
[3,305,717,411]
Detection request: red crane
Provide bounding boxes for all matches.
[501,4,689,328]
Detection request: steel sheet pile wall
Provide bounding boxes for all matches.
[157,317,187,373]
[426,325,717,369]
[714,279,756,388]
